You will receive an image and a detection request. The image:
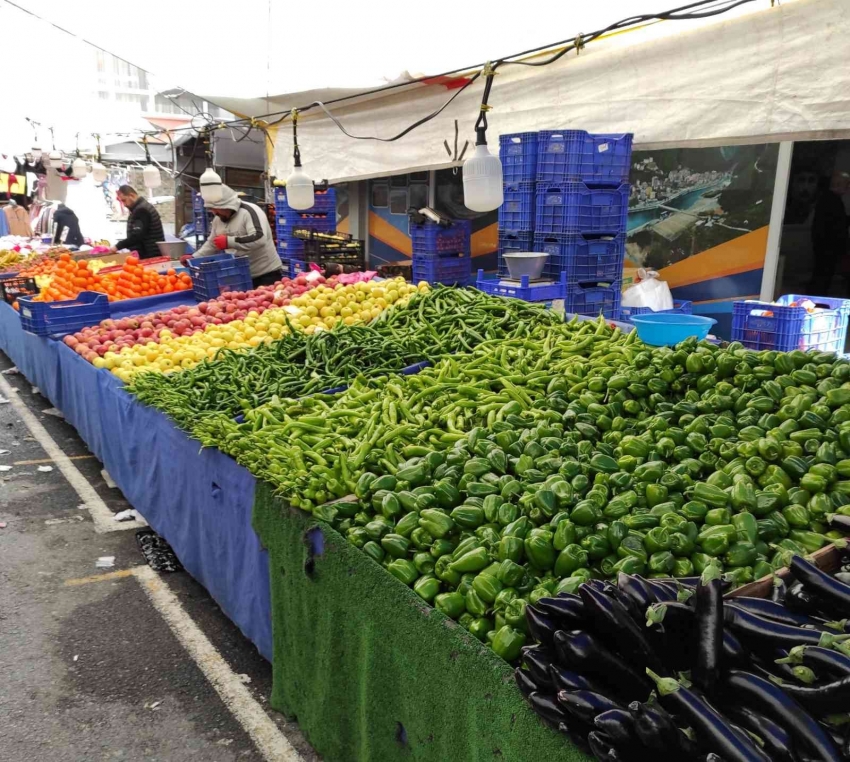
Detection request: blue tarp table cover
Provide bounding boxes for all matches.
[0,302,272,661]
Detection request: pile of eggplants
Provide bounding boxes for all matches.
[516,559,850,761]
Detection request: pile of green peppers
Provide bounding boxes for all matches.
[311,340,850,660]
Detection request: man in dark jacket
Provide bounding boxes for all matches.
[809,173,849,295]
[113,184,165,259]
[52,203,85,247]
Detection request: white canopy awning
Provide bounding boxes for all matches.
[256,0,850,183]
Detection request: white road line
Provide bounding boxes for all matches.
[0,374,146,533]
[133,566,302,762]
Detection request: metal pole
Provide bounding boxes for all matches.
[760,141,793,301]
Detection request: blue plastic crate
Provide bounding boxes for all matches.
[536,182,629,235]
[536,130,633,185]
[497,231,534,276]
[499,132,539,183]
[476,269,567,302]
[620,300,693,322]
[565,281,622,320]
[276,209,336,235]
[731,294,850,352]
[410,220,471,257]
[533,232,625,281]
[412,253,471,286]
[185,253,252,301]
[277,235,305,258]
[498,182,535,232]
[18,291,110,337]
[274,186,336,213]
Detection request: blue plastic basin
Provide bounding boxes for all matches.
[630,312,717,346]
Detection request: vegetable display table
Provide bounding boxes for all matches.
[0,301,273,661]
[253,485,587,762]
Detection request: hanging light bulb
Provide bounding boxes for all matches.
[72,157,87,179]
[143,163,161,189]
[285,109,314,210]
[91,162,108,184]
[462,63,504,213]
[45,127,61,168]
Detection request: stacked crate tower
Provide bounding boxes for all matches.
[274,186,337,274]
[498,130,632,318]
[409,218,472,286]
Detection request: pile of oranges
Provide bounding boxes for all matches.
[34,253,192,304]
[17,254,61,278]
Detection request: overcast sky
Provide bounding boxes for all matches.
[0,0,770,151]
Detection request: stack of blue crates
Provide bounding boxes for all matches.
[495,130,632,316]
[274,186,337,265]
[192,191,210,239]
[410,219,472,286]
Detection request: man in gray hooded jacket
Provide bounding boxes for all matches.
[193,184,282,287]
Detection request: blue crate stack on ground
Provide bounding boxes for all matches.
[192,191,210,239]
[410,220,472,286]
[731,294,850,352]
[274,187,337,269]
[496,130,631,313]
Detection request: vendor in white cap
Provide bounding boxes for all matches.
[192,185,283,288]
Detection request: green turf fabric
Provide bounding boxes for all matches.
[253,483,590,762]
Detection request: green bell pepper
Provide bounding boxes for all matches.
[497,559,526,587]
[725,541,758,567]
[644,527,672,554]
[693,482,730,508]
[435,555,462,587]
[451,547,491,573]
[413,574,440,602]
[524,531,556,571]
[554,544,589,577]
[732,512,758,543]
[492,625,526,661]
[435,591,466,619]
[387,559,418,586]
[419,509,455,539]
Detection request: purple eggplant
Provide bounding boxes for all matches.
[695,565,724,696]
[771,576,787,605]
[528,691,567,726]
[525,604,558,647]
[514,667,538,699]
[629,700,699,755]
[521,646,555,690]
[779,644,850,679]
[553,630,652,703]
[648,671,771,762]
[790,555,850,618]
[579,584,665,673]
[723,603,839,650]
[594,708,635,747]
[770,673,850,715]
[617,573,656,610]
[723,669,841,761]
[557,689,623,724]
[549,663,609,696]
[728,596,825,628]
[536,595,586,628]
[725,705,797,762]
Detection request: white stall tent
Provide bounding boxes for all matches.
[205,0,850,183]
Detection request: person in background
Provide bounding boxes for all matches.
[190,185,282,288]
[113,184,164,259]
[809,172,850,295]
[52,203,84,247]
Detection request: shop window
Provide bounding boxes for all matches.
[371,183,388,208]
[409,183,428,210]
[391,175,408,188]
[389,189,408,215]
[410,171,428,182]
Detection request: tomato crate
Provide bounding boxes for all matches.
[185,253,252,300]
[564,281,622,320]
[497,231,534,276]
[18,291,110,337]
[276,211,336,238]
[536,182,629,235]
[0,276,38,305]
[412,253,471,286]
[475,269,568,302]
[620,300,693,322]
[274,186,336,213]
[498,182,535,233]
[731,294,850,352]
[410,220,471,257]
[498,132,538,183]
[533,232,625,281]
[536,130,633,185]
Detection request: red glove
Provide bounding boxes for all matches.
[179,254,192,267]
[213,234,228,250]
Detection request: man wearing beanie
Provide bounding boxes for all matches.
[193,184,282,287]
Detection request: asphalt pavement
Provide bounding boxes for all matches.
[0,353,319,762]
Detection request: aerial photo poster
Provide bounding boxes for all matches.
[625,143,778,337]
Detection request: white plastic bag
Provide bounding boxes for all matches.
[621,269,674,312]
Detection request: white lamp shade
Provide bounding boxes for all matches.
[91,162,108,184]
[199,167,223,203]
[143,163,161,189]
[462,144,504,213]
[31,147,42,162]
[286,166,315,210]
[71,157,87,179]
[47,150,62,168]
